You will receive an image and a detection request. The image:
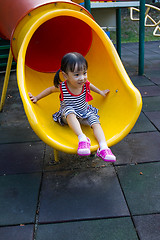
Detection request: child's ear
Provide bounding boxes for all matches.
[62,71,68,80]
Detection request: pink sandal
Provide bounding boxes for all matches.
[77,138,91,156]
[97,148,116,162]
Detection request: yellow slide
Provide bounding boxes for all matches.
[14,1,142,154]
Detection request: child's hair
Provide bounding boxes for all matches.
[54,52,88,88]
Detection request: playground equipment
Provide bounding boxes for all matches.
[0,0,142,160]
[130,4,160,36]
[91,0,140,30]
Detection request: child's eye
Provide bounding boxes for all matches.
[74,73,79,77]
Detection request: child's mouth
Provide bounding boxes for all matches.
[78,81,85,85]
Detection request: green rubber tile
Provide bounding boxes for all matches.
[125,68,137,76]
[112,132,160,165]
[0,142,44,175]
[145,41,160,51]
[121,53,137,62]
[133,214,160,240]
[122,58,138,68]
[0,76,28,128]
[0,72,16,89]
[144,52,160,62]
[0,225,34,240]
[122,42,139,51]
[39,167,129,223]
[142,96,160,112]
[0,126,39,143]
[0,173,41,226]
[145,69,160,84]
[44,145,112,172]
[0,71,40,143]
[131,112,157,133]
[0,72,21,110]
[36,217,138,240]
[116,162,160,215]
[0,102,29,128]
[148,61,160,71]
[130,75,154,87]
[137,85,160,97]
[145,111,160,131]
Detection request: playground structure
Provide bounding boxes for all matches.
[130,4,160,37]
[91,0,140,31]
[0,0,142,160]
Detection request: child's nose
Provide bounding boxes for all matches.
[80,75,85,81]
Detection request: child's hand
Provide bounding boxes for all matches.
[100,89,110,97]
[28,92,38,103]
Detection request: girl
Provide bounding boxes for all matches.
[29,52,116,162]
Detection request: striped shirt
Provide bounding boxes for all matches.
[53,80,99,126]
[60,80,89,117]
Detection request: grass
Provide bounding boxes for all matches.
[110,8,160,44]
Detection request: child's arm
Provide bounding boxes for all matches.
[28,86,60,103]
[90,83,110,97]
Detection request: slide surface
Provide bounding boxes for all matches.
[16,4,142,153]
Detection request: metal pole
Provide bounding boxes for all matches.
[0,47,13,112]
[53,149,59,162]
[116,8,121,58]
[84,0,91,13]
[138,0,145,75]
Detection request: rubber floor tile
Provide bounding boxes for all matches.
[142,96,160,112]
[122,42,139,51]
[131,112,156,133]
[145,41,160,50]
[145,70,160,84]
[0,173,41,226]
[137,85,160,97]
[125,67,137,76]
[112,132,160,164]
[44,145,112,172]
[145,111,160,131]
[39,167,129,223]
[0,126,39,144]
[0,142,44,175]
[0,103,29,127]
[0,225,34,240]
[122,58,138,67]
[116,162,160,215]
[133,214,160,240]
[36,217,138,240]
[144,52,160,61]
[130,75,154,87]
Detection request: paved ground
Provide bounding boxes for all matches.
[0,41,160,240]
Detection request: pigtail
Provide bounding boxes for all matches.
[54,69,62,88]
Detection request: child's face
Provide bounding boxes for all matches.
[63,64,87,89]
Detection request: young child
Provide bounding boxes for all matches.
[29,52,116,162]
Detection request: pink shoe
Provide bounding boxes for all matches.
[77,138,91,156]
[97,148,116,162]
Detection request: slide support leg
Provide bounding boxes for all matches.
[0,47,13,112]
[53,149,59,162]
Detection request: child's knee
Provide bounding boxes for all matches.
[91,123,100,129]
[64,107,76,118]
[66,113,76,119]
[61,110,76,125]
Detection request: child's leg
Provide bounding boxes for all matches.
[92,123,107,147]
[92,123,116,162]
[66,113,83,137]
[66,113,91,156]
